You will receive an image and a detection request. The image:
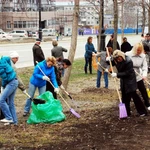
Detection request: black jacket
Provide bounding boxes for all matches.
[121,42,132,53]
[107,40,120,50]
[32,44,45,66]
[114,56,137,94]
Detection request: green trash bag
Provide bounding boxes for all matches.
[27,91,66,124]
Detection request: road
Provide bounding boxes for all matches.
[0,34,142,68]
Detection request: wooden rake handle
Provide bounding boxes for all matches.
[134,69,150,85]
[106,48,122,103]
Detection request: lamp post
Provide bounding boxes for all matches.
[38,0,42,40]
[136,8,139,35]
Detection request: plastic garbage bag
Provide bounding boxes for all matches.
[27,91,66,124]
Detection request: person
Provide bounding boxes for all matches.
[23,56,59,116]
[121,37,132,53]
[0,55,18,125]
[106,34,120,50]
[110,50,147,117]
[95,47,113,88]
[126,43,150,110]
[32,38,45,66]
[56,31,59,41]
[142,33,150,72]
[84,36,97,74]
[9,51,26,92]
[46,58,72,99]
[51,40,68,60]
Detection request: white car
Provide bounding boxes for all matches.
[9,30,28,37]
[0,31,12,39]
[42,28,55,36]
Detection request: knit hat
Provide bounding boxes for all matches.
[113,50,125,60]
[10,51,19,58]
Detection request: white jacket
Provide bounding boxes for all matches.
[125,51,148,82]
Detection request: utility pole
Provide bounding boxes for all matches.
[38,0,42,40]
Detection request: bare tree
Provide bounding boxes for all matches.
[113,0,118,50]
[62,0,79,89]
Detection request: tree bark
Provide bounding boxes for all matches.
[97,0,102,52]
[113,0,118,50]
[121,1,124,43]
[62,0,79,89]
[142,0,146,35]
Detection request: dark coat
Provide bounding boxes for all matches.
[107,40,120,50]
[114,56,137,94]
[32,43,45,66]
[121,42,132,53]
[51,46,67,59]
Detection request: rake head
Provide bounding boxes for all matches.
[70,108,81,118]
[119,103,128,119]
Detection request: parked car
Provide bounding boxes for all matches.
[42,28,55,36]
[0,31,12,39]
[32,31,38,37]
[9,30,28,37]
[27,31,33,37]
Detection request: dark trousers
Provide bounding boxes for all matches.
[84,57,92,74]
[122,90,147,116]
[137,80,150,107]
[46,81,57,99]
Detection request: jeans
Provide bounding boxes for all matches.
[84,57,92,74]
[24,83,46,113]
[96,70,108,88]
[0,78,18,124]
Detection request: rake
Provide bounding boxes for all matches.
[106,48,127,119]
[36,61,81,118]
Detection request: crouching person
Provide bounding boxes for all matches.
[110,50,147,117]
[23,56,59,116]
[0,55,18,125]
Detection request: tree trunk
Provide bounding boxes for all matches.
[148,4,150,33]
[62,0,79,89]
[97,1,102,52]
[121,1,124,43]
[113,0,118,51]
[142,0,146,35]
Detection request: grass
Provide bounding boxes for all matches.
[69,58,97,82]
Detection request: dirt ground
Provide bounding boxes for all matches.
[1,73,150,150]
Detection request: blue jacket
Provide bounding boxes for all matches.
[30,60,58,88]
[84,43,97,58]
[0,56,16,87]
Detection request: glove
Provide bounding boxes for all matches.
[54,88,59,94]
[60,85,65,90]
[111,72,117,78]
[42,76,50,81]
[105,69,108,72]
[22,90,27,94]
[106,56,111,61]
[0,87,4,94]
[97,62,100,65]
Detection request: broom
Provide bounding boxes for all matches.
[106,48,128,119]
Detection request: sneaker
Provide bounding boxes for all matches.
[0,118,13,123]
[147,106,150,111]
[23,112,29,117]
[140,114,146,117]
[4,122,11,126]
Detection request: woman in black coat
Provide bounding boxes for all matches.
[110,50,147,116]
